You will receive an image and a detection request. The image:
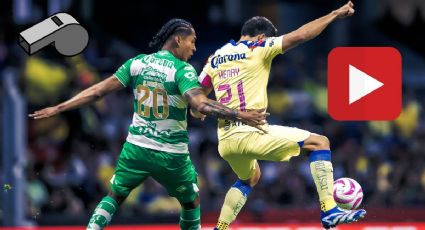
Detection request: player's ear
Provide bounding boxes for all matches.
[258,33,266,40]
[174,35,181,48]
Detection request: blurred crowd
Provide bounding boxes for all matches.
[1,0,425,225]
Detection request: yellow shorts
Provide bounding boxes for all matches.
[218,125,311,180]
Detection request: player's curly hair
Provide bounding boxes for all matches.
[149,18,194,50]
[241,16,277,37]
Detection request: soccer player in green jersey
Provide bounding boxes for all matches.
[30,18,267,230]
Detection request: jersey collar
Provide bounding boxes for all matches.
[228,40,266,49]
[158,49,173,56]
[229,39,252,47]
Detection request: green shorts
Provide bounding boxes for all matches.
[110,141,199,203]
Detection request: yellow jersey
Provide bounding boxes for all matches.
[199,36,283,140]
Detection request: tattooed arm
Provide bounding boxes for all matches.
[185,88,238,120]
[184,88,266,127]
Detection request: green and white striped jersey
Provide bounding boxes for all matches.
[114,50,200,154]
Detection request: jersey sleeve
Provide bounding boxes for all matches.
[175,63,202,95]
[114,54,145,88]
[198,56,213,88]
[259,36,283,60]
[113,58,133,87]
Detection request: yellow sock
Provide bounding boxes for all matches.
[310,160,337,211]
[216,220,229,230]
[216,187,247,229]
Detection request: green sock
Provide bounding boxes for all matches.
[179,206,201,230]
[87,196,119,230]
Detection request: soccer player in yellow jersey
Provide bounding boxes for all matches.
[196,1,366,229]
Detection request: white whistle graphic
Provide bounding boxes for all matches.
[19,13,89,56]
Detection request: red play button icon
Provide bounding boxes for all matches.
[328,47,402,121]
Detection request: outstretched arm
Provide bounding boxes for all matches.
[281,1,355,51]
[29,75,124,119]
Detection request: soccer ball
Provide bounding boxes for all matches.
[333,177,363,210]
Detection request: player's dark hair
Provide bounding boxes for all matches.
[149,18,194,50]
[241,16,277,37]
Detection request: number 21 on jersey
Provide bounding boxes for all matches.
[217,80,246,111]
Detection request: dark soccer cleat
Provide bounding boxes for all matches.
[321,206,366,229]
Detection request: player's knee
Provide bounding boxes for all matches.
[319,135,330,149]
[182,195,200,210]
[242,164,261,187]
[243,174,260,187]
[304,134,330,151]
[250,167,261,187]
[107,190,127,205]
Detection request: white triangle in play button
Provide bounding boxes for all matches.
[349,64,384,104]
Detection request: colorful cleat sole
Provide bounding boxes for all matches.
[321,206,366,229]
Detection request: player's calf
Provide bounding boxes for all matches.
[215,180,253,230]
[87,196,119,230]
[180,197,201,230]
